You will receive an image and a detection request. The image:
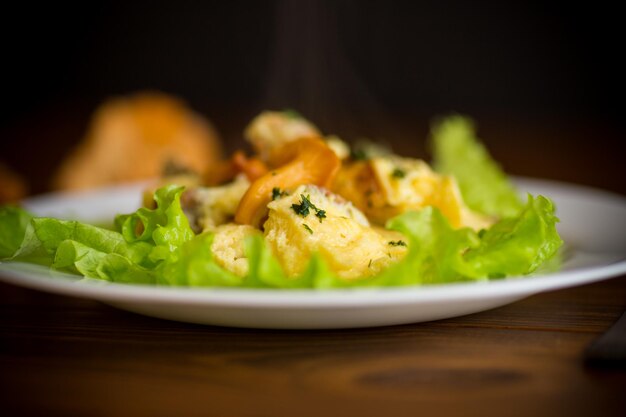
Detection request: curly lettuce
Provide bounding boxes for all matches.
[1,185,193,284]
[430,115,523,218]
[0,206,32,259]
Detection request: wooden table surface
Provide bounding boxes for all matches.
[1,110,625,416]
[1,277,626,417]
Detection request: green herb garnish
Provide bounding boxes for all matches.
[350,148,368,161]
[302,224,314,234]
[388,240,407,247]
[291,194,326,222]
[391,168,406,179]
[291,194,314,217]
[272,187,286,201]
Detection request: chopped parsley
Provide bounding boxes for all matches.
[368,259,373,268]
[272,187,286,200]
[388,240,407,247]
[291,194,326,222]
[350,148,369,161]
[391,168,406,179]
[291,194,314,217]
[302,223,314,234]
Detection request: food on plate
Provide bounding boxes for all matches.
[245,110,320,160]
[52,91,222,190]
[210,223,260,277]
[235,137,341,227]
[263,185,407,279]
[245,111,350,161]
[0,111,563,288]
[182,174,251,232]
[333,155,493,229]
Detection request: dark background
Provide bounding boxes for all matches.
[1,0,623,195]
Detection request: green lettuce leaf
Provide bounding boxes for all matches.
[463,194,563,277]
[430,115,523,218]
[115,185,194,264]
[379,207,481,285]
[159,233,242,287]
[29,218,153,264]
[1,185,194,284]
[0,206,32,259]
[244,234,291,288]
[53,240,155,284]
[381,195,561,285]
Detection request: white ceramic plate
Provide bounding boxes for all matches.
[1,178,625,329]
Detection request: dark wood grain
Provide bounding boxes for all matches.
[1,276,626,417]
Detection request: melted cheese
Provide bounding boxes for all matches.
[371,156,493,230]
[210,224,261,277]
[263,185,407,279]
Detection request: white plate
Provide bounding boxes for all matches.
[1,178,625,329]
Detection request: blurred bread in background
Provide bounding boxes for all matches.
[0,162,27,203]
[52,91,222,190]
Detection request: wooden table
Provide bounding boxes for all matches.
[1,276,625,417]
[1,110,625,416]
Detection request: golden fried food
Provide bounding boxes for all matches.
[264,185,407,279]
[0,162,27,203]
[332,157,494,230]
[244,111,321,161]
[210,224,261,277]
[234,137,340,227]
[52,92,222,190]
